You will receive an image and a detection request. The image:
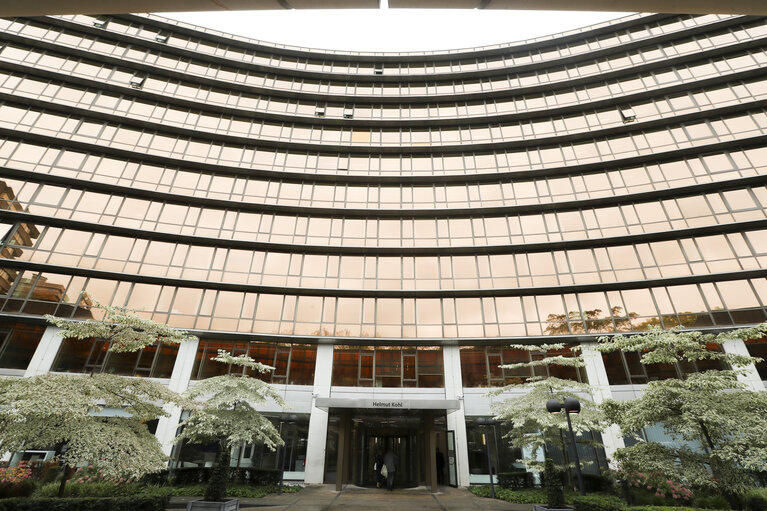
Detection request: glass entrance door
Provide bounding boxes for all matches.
[324,408,447,488]
[363,434,416,487]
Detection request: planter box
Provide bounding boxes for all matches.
[533,506,572,511]
[186,498,240,511]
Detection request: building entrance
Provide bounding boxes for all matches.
[324,408,447,491]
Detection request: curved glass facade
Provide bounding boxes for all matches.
[1,11,766,487]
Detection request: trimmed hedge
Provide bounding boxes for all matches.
[33,482,144,498]
[694,496,730,510]
[469,486,549,504]
[745,489,767,511]
[0,496,169,511]
[0,480,35,499]
[582,474,613,493]
[143,467,281,486]
[572,495,627,511]
[629,507,704,511]
[498,471,535,489]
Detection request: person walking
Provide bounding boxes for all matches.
[383,449,398,491]
[374,449,384,488]
[435,448,445,485]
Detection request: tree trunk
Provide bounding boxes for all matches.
[57,465,73,497]
[204,440,231,502]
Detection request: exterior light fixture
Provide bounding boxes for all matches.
[546,397,585,496]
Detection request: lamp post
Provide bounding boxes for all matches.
[546,397,585,496]
[476,418,498,499]
[278,414,298,495]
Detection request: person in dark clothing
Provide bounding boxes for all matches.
[435,448,445,485]
[374,450,384,488]
[383,449,398,490]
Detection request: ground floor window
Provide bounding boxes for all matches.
[466,417,607,483]
[172,413,309,475]
[465,417,523,483]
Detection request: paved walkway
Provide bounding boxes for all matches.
[170,485,535,511]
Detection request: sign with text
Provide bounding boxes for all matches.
[315,397,460,410]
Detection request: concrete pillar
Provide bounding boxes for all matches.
[580,342,625,465]
[23,326,63,377]
[442,345,471,487]
[721,338,765,392]
[155,337,199,457]
[335,410,352,491]
[304,343,334,484]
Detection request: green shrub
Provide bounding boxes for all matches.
[628,506,700,511]
[572,494,627,511]
[135,484,294,499]
[0,481,35,499]
[694,495,730,510]
[633,490,674,507]
[0,496,169,511]
[582,474,614,493]
[469,485,493,498]
[33,482,144,498]
[147,467,282,486]
[745,489,767,511]
[497,488,549,504]
[498,471,535,489]
[469,486,550,504]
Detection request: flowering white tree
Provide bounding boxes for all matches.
[491,344,606,473]
[596,323,767,497]
[0,305,195,496]
[176,351,286,502]
[0,373,185,494]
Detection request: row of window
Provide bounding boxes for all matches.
[4,327,766,397]
[3,322,765,387]
[4,18,765,99]
[57,14,721,75]
[6,178,767,247]
[5,140,764,209]
[2,270,765,337]
[5,42,763,121]
[4,104,766,177]
[8,224,766,290]
[8,69,766,147]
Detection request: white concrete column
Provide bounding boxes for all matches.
[442,345,471,487]
[155,337,199,457]
[580,342,625,465]
[24,326,63,377]
[721,338,764,392]
[304,343,334,484]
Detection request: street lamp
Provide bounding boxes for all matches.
[546,397,585,496]
[278,414,298,495]
[476,418,498,499]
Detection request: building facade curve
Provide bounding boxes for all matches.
[0,11,766,488]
